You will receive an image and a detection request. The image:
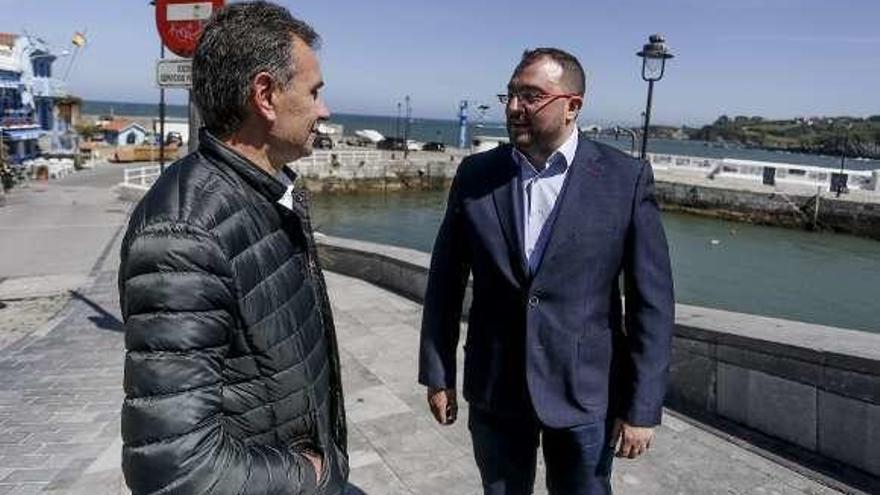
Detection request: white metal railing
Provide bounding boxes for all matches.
[291,150,383,167]
[287,150,387,178]
[647,152,879,193]
[21,157,75,179]
[123,165,162,188]
[646,152,723,171]
[120,150,877,193]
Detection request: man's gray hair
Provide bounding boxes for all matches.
[192,1,320,138]
[516,47,586,96]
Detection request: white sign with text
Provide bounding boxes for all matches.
[166,2,214,21]
[156,59,193,89]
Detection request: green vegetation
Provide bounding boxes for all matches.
[687,115,880,159]
[0,135,12,191]
[74,122,104,141]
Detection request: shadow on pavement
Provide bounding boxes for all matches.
[70,290,123,332]
[666,404,880,494]
[345,483,368,495]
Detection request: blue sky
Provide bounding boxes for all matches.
[2,0,878,125]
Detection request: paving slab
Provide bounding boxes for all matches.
[326,273,848,495]
[0,267,854,494]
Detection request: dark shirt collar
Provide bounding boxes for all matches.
[198,128,298,205]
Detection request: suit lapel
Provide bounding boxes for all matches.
[529,137,605,277]
[491,150,529,286]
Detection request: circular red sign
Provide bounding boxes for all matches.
[156,0,225,58]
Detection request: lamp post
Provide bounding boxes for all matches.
[613,125,638,156]
[836,123,852,197]
[403,95,411,160]
[636,34,674,161]
[396,101,402,139]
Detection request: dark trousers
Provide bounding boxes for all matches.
[468,407,614,495]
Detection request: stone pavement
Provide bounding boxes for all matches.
[328,273,845,495]
[0,165,853,494]
[0,271,127,495]
[0,266,848,494]
[0,164,130,495]
[0,165,127,279]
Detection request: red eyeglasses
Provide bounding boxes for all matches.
[497,91,580,107]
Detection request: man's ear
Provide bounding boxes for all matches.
[566,96,584,122]
[251,72,277,123]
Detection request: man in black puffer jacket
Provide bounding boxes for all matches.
[118,3,347,493]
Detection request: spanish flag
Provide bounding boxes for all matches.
[71,31,86,47]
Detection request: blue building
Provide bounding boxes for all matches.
[0,32,68,164]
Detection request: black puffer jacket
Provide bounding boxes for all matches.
[119,130,347,494]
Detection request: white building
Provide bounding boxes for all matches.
[117,123,148,146]
[0,32,68,163]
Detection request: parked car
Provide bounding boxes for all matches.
[377,137,407,151]
[422,141,446,152]
[164,131,183,146]
[345,136,374,147]
[314,134,333,149]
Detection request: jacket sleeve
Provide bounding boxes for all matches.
[621,162,675,426]
[119,222,318,495]
[418,168,471,389]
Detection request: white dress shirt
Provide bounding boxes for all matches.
[511,128,579,264]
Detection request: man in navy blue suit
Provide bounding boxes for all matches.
[418,48,675,494]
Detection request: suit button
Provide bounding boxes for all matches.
[528,295,539,308]
[294,192,306,203]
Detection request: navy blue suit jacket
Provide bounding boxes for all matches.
[418,136,674,428]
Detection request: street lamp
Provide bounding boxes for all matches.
[396,101,402,139]
[636,34,674,161]
[403,95,411,160]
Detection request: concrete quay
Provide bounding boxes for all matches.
[115,143,880,240]
[282,148,880,240]
[652,168,880,240]
[0,165,871,494]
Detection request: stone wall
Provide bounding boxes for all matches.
[316,234,880,478]
[656,180,880,240]
[290,158,457,193]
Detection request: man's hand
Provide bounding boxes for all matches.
[301,451,323,483]
[610,419,655,459]
[427,387,458,425]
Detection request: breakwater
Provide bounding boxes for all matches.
[655,178,880,240]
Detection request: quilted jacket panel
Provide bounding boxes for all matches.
[119,131,347,495]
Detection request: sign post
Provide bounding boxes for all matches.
[156,59,193,88]
[155,0,223,154]
[159,43,165,173]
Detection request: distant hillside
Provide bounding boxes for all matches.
[687,115,880,159]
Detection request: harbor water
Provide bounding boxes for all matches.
[310,190,880,334]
